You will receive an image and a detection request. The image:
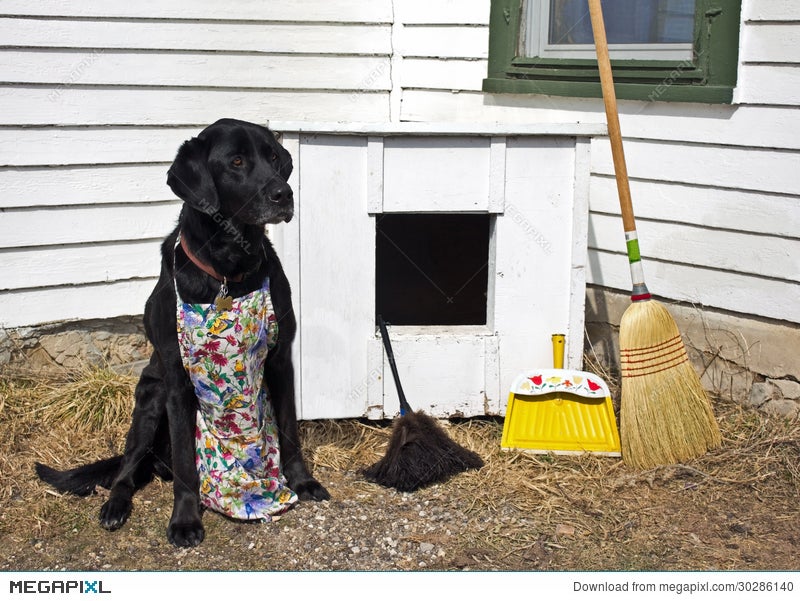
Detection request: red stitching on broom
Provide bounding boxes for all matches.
[620,334,684,357]
[621,354,689,378]
[621,344,687,366]
[622,359,690,378]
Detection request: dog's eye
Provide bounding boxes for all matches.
[232,156,243,167]
[270,152,278,162]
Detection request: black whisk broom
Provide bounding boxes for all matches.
[362,316,484,492]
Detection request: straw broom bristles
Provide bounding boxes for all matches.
[587,0,722,470]
[619,299,721,469]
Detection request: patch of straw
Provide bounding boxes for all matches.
[1,365,798,565]
[27,367,137,433]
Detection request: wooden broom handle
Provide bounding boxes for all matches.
[588,0,636,234]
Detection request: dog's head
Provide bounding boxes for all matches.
[167,118,294,225]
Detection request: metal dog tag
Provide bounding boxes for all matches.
[215,295,233,311]
[215,278,233,311]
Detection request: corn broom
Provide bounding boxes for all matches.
[588,0,721,469]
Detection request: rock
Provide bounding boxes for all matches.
[769,378,800,400]
[761,399,800,419]
[747,382,775,408]
[419,542,435,554]
[112,359,150,377]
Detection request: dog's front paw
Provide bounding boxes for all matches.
[167,520,205,548]
[99,496,132,531]
[294,479,330,502]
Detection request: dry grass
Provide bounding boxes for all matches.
[1,365,799,571]
[31,369,136,432]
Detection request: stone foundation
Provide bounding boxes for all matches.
[585,286,800,419]
[2,293,799,420]
[0,315,150,375]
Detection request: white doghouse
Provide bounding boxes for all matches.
[269,122,602,420]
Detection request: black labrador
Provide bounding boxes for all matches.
[36,118,329,547]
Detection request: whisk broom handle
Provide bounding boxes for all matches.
[588,0,650,300]
[378,315,413,416]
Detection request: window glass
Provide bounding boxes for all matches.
[548,0,695,45]
[527,0,696,60]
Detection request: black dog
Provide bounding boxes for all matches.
[36,118,329,547]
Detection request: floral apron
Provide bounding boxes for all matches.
[175,260,298,521]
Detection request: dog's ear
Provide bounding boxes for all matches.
[268,129,293,181]
[166,136,220,215]
[276,144,293,181]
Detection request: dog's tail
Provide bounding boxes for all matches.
[35,456,122,496]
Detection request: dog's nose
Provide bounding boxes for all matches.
[269,183,293,204]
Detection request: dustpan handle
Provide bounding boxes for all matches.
[552,334,565,369]
[378,315,413,416]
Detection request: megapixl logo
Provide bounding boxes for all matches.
[9,579,111,594]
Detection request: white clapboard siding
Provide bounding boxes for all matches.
[590,138,800,196]
[588,250,800,324]
[0,52,392,91]
[0,279,158,328]
[0,0,394,23]
[0,240,163,290]
[737,64,800,105]
[397,25,489,59]
[402,90,800,151]
[0,203,180,248]
[0,18,392,55]
[742,23,800,63]
[395,0,489,25]
[400,58,487,91]
[589,176,800,239]
[0,0,798,344]
[743,1,800,21]
[0,164,174,208]
[588,213,800,282]
[400,89,607,124]
[0,88,389,126]
[616,105,800,151]
[0,128,197,167]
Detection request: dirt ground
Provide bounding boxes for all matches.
[1,370,799,572]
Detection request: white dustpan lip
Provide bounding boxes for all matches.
[508,368,611,399]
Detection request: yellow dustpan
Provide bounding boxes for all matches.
[501,334,621,456]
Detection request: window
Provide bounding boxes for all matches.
[484,0,741,103]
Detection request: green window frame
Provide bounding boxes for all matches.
[483,0,742,103]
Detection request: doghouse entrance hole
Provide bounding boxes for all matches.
[376,213,490,326]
